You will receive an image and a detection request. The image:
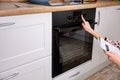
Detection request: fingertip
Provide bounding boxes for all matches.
[81,15,86,23]
[81,15,84,20]
[81,14,83,17]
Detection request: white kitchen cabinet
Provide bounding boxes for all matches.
[0,56,51,80]
[0,13,52,73]
[96,5,120,64]
[92,5,120,71]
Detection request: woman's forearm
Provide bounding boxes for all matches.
[88,29,105,40]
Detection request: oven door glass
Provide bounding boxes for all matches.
[57,25,93,72]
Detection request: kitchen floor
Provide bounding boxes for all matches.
[85,63,120,80]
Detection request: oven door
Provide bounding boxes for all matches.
[52,8,96,78]
[52,24,94,77]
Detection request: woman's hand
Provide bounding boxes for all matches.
[104,51,120,69]
[81,15,105,39]
[81,15,94,33]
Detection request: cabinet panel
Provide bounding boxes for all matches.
[0,24,44,61]
[0,13,50,28]
[92,5,120,68]
[0,56,51,80]
[0,13,52,72]
[91,8,105,67]
[97,5,120,63]
[96,5,120,40]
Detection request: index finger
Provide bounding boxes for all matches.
[81,15,86,23]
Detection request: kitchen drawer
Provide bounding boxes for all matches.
[0,13,52,72]
[0,56,51,80]
[0,13,50,29]
[53,60,92,80]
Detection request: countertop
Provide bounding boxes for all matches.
[0,1,120,16]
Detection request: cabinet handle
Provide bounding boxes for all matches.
[116,8,120,10]
[0,22,15,27]
[0,72,19,80]
[97,11,100,26]
[69,72,80,78]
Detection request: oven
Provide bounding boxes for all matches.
[52,8,96,77]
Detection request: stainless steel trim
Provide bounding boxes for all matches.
[69,72,80,78]
[0,22,15,27]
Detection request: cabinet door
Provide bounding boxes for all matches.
[92,5,120,67]
[97,5,120,40]
[0,56,51,80]
[0,13,52,72]
[96,5,120,63]
[91,8,103,69]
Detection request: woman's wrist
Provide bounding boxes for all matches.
[85,28,106,40]
[89,30,99,39]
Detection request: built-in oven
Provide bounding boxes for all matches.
[52,8,96,77]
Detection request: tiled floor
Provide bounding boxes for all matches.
[86,64,120,80]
